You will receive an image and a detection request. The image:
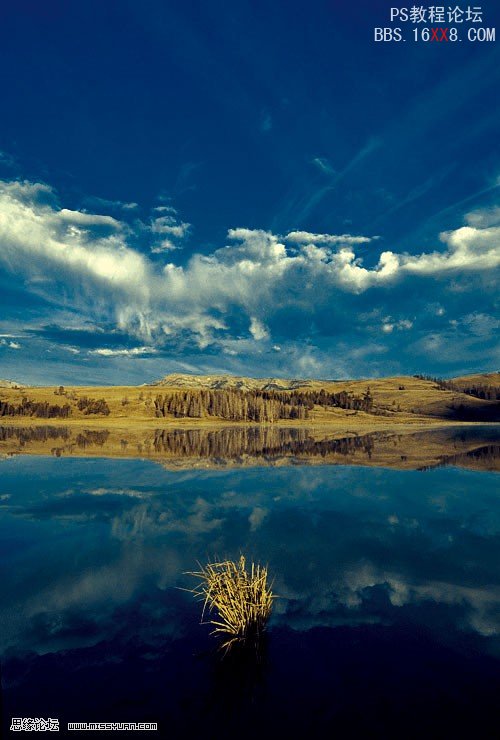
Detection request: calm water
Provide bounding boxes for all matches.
[1,442,499,738]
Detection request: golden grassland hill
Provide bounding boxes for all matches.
[447,372,500,399]
[152,372,500,416]
[0,373,499,424]
[452,372,500,387]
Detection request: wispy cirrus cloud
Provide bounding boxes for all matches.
[285,231,375,246]
[89,346,158,357]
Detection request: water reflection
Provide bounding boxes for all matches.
[1,458,499,651]
[420,443,500,471]
[1,447,499,736]
[0,425,72,443]
[1,423,499,471]
[152,425,375,460]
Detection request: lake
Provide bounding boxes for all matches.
[1,425,499,738]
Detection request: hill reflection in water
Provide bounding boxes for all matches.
[0,423,499,471]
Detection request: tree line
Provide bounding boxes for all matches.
[76,397,111,415]
[293,388,374,412]
[153,387,374,422]
[414,374,500,401]
[0,395,111,418]
[154,389,309,421]
[0,397,72,418]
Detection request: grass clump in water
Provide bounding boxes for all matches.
[187,555,274,652]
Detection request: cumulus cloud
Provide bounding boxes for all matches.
[0,178,498,368]
[402,225,500,274]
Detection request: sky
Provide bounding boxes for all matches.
[0,0,499,385]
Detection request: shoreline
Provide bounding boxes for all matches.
[1,415,498,432]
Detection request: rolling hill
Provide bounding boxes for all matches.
[0,372,499,424]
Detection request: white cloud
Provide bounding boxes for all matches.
[148,211,190,254]
[150,215,190,238]
[249,317,269,341]
[465,205,500,228]
[87,487,149,499]
[1,180,54,203]
[0,178,498,358]
[0,179,152,336]
[153,205,177,214]
[57,209,122,229]
[0,338,21,349]
[151,238,178,253]
[402,225,500,274]
[382,318,413,333]
[89,347,158,357]
[286,231,374,246]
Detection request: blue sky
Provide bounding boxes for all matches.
[0,0,499,384]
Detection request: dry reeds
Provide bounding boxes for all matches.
[187,555,274,651]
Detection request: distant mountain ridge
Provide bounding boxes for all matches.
[0,379,24,388]
[150,371,499,392]
[150,373,318,391]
